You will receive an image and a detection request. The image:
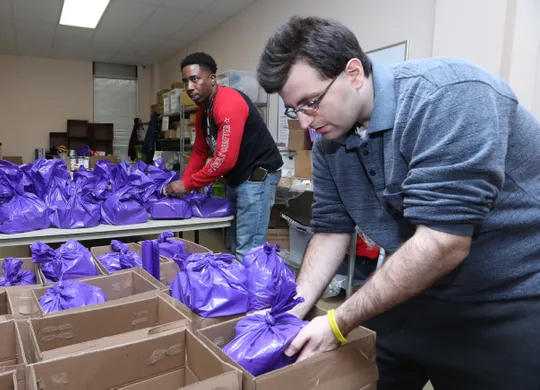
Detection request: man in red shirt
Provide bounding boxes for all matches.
[165,52,283,260]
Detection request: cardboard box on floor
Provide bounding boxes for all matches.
[197,307,378,390]
[30,269,164,316]
[0,258,43,287]
[28,292,190,361]
[287,120,312,151]
[294,150,312,179]
[0,320,27,370]
[266,228,290,251]
[0,370,17,390]
[27,327,242,390]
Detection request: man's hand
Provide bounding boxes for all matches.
[284,315,340,362]
[164,180,187,197]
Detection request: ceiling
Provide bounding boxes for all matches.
[0,0,257,65]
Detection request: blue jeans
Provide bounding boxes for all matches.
[226,171,281,260]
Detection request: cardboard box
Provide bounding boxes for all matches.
[287,120,312,151]
[37,256,105,286]
[0,258,43,287]
[5,286,40,319]
[197,307,378,390]
[0,320,27,369]
[180,90,197,110]
[89,155,118,169]
[90,242,168,277]
[31,269,164,316]
[162,130,175,139]
[0,370,17,390]
[294,150,312,179]
[0,289,12,321]
[171,82,185,90]
[28,292,190,361]
[266,228,290,251]
[269,205,290,228]
[27,327,242,390]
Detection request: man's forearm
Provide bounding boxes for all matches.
[293,232,351,319]
[335,225,471,335]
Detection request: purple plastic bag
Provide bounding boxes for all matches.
[155,231,186,259]
[75,145,92,157]
[74,167,110,202]
[0,174,51,234]
[170,253,249,318]
[31,240,98,282]
[189,187,232,218]
[39,280,107,314]
[46,180,101,229]
[149,198,192,219]
[101,186,148,225]
[0,258,36,286]
[242,243,297,311]
[141,240,160,281]
[223,286,307,376]
[27,158,71,200]
[98,240,142,273]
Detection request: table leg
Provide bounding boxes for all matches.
[346,233,357,299]
[194,230,200,244]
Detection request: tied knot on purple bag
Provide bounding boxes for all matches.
[111,240,130,254]
[0,258,36,286]
[157,231,175,243]
[222,285,307,376]
[39,280,107,314]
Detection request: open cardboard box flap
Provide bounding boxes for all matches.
[29,292,190,361]
[0,320,27,370]
[28,327,241,390]
[31,269,163,316]
[197,306,378,390]
[0,370,17,390]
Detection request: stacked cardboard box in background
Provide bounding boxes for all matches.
[287,120,313,179]
[156,89,169,116]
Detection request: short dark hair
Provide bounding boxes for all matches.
[181,52,218,74]
[257,16,372,93]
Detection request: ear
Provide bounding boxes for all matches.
[209,73,217,86]
[345,58,365,90]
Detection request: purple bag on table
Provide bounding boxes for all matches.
[98,240,142,273]
[74,167,110,202]
[75,145,92,157]
[242,243,297,311]
[149,198,192,219]
[189,187,232,218]
[101,186,148,225]
[0,172,50,234]
[46,180,101,229]
[0,258,36,286]
[170,253,249,318]
[223,286,307,376]
[26,158,71,200]
[40,280,107,314]
[31,240,98,283]
[155,231,186,259]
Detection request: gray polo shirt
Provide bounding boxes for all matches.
[312,58,540,301]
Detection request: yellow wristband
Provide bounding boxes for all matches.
[327,309,348,343]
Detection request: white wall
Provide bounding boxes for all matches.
[159,0,437,135]
[0,55,153,163]
[506,0,540,112]
[432,0,508,76]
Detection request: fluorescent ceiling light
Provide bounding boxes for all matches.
[60,0,110,29]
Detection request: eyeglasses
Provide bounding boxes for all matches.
[284,75,339,120]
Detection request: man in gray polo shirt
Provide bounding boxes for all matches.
[257,16,540,389]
